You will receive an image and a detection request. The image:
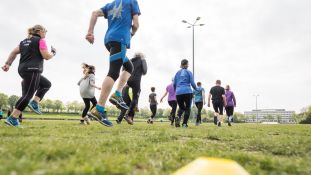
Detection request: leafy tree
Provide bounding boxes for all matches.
[0,93,8,109]
[300,106,311,124]
[54,100,64,113]
[8,95,19,110]
[45,99,53,112]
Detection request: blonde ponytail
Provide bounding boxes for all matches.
[27,24,46,38]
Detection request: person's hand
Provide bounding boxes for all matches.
[2,64,10,72]
[86,33,94,44]
[160,98,163,103]
[51,46,56,56]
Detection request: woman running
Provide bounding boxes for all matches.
[173,59,197,128]
[225,85,236,126]
[160,80,177,126]
[148,87,158,124]
[2,24,56,127]
[78,64,101,125]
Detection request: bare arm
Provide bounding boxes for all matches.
[40,48,55,60]
[160,91,168,103]
[2,46,20,72]
[207,93,211,107]
[131,14,139,36]
[86,9,105,44]
[222,95,227,107]
[90,81,101,90]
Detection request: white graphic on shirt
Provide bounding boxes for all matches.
[107,0,123,20]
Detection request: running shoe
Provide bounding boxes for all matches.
[124,115,133,125]
[217,121,221,127]
[5,116,22,128]
[28,100,42,115]
[182,124,188,128]
[109,94,129,110]
[80,120,86,125]
[116,119,121,124]
[84,116,90,125]
[228,122,232,127]
[89,108,113,127]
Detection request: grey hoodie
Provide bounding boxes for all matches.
[78,74,95,98]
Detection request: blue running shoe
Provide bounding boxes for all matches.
[89,108,113,127]
[28,100,42,115]
[5,116,22,128]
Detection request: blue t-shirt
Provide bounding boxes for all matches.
[101,0,141,48]
[193,87,205,103]
[173,68,197,95]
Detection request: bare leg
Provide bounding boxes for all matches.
[116,71,131,92]
[33,96,41,103]
[11,109,22,119]
[98,76,115,107]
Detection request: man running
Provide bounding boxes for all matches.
[208,80,227,127]
[193,82,205,126]
[86,0,141,127]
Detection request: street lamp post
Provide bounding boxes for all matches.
[253,94,260,123]
[182,17,204,79]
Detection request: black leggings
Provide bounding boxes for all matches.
[82,97,97,118]
[150,104,157,119]
[225,106,234,116]
[15,72,51,111]
[176,93,193,125]
[105,41,133,81]
[195,102,203,123]
[127,80,141,118]
[168,100,177,120]
[118,85,132,121]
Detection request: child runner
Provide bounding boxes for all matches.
[2,25,56,127]
[225,85,236,126]
[148,87,158,124]
[174,59,197,128]
[160,80,177,126]
[86,0,140,127]
[208,80,227,127]
[78,64,101,125]
[193,82,205,126]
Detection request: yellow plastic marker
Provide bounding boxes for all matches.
[173,157,249,175]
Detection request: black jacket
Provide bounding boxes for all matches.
[128,57,147,83]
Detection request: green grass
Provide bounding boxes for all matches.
[0,118,311,175]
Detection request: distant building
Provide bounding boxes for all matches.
[244,109,295,123]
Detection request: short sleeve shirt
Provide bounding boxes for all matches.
[101,0,141,48]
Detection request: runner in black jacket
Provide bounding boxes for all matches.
[116,52,147,124]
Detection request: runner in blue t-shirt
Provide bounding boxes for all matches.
[193,82,205,125]
[86,0,141,127]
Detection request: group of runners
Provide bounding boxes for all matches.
[1,0,236,128]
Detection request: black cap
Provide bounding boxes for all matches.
[181,59,188,66]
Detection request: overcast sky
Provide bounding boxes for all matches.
[0,0,311,113]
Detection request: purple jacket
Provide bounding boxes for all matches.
[225,90,236,107]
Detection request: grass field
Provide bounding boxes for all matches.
[0,118,311,175]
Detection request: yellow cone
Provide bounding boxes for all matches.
[173,157,249,175]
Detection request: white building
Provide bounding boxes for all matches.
[244,109,295,123]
